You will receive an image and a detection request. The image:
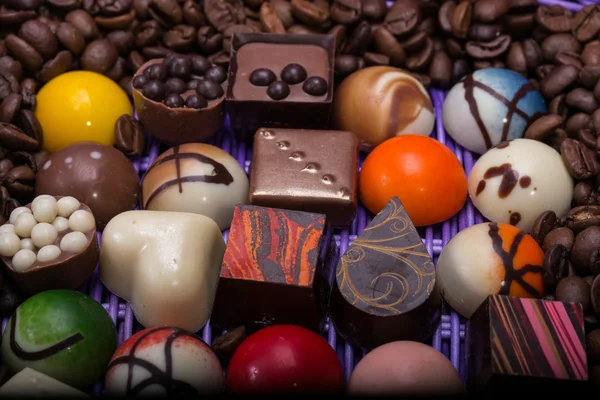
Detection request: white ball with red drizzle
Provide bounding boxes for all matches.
[468,138,573,233]
[141,143,249,230]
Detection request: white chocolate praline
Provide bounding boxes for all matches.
[14,213,37,238]
[100,210,226,331]
[9,207,31,225]
[31,197,58,223]
[52,217,69,232]
[0,233,21,257]
[37,245,62,262]
[30,223,58,248]
[57,196,81,218]
[141,143,249,231]
[31,194,55,206]
[0,224,15,236]
[60,231,88,254]
[68,210,95,233]
[20,238,34,251]
[468,139,574,233]
[11,249,36,272]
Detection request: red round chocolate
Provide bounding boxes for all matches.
[226,325,344,394]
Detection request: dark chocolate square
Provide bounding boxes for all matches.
[226,33,335,142]
[248,128,359,228]
[210,204,328,332]
[467,295,588,393]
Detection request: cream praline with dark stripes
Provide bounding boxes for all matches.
[332,66,434,151]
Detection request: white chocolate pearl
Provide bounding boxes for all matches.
[20,238,34,251]
[12,249,36,272]
[9,207,31,225]
[32,195,55,207]
[57,197,80,218]
[60,231,87,254]
[14,213,37,238]
[52,217,69,233]
[37,245,61,263]
[68,210,95,233]
[0,233,20,257]
[32,197,58,223]
[0,224,15,235]
[31,223,58,248]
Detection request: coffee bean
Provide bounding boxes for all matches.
[399,31,428,53]
[107,30,135,56]
[208,51,230,68]
[507,42,527,76]
[555,51,582,69]
[250,68,276,86]
[127,51,146,73]
[0,122,39,151]
[468,23,503,42]
[0,94,21,124]
[523,39,542,70]
[451,0,471,39]
[404,38,433,71]
[38,50,72,83]
[114,115,145,157]
[65,9,101,40]
[303,76,327,96]
[586,330,600,363]
[540,64,579,99]
[164,77,186,94]
[429,51,452,89]
[330,0,360,25]
[438,1,456,34]
[182,0,205,27]
[566,88,600,114]
[577,128,597,150]
[567,205,600,234]
[544,227,575,251]
[561,138,600,180]
[384,0,421,38]
[259,2,285,33]
[473,0,509,23]
[572,225,600,275]
[119,76,133,100]
[572,5,600,43]
[0,70,19,104]
[335,54,360,77]
[291,0,329,27]
[574,180,599,205]
[81,39,119,75]
[566,113,591,138]
[18,19,58,61]
[465,34,511,59]
[549,94,568,120]
[148,0,182,27]
[363,52,388,66]
[134,20,162,48]
[452,58,470,83]
[373,27,405,67]
[362,0,386,21]
[342,20,372,56]
[541,33,582,63]
[142,80,165,101]
[162,25,196,52]
[142,46,171,60]
[536,5,572,33]
[582,41,600,66]
[546,127,568,151]
[185,93,208,109]
[196,26,223,55]
[271,0,294,27]
[524,113,564,141]
[579,65,600,89]
[196,79,223,100]
[536,64,555,80]
[0,57,22,83]
[532,210,558,244]
[542,244,572,290]
[590,108,600,135]
[287,24,320,34]
[556,276,591,313]
[4,34,42,72]
[223,24,256,54]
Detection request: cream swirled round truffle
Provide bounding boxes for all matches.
[332,66,434,150]
[468,139,573,233]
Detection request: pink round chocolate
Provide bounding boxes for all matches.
[347,341,464,396]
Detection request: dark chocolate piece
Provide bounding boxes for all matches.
[249,128,359,228]
[211,205,328,332]
[250,68,277,86]
[266,81,290,100]
[467,294,588,393]
[329,197,441,349]
[226,33,335,143]
[303,76,328,96]
[210,326,248,358]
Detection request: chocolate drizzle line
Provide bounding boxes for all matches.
[143,146,234,208]
[108,327,199,396]
[488,223,542,297]
[462,75,544,150]
[9,311,84,361]
[476,163,522,199]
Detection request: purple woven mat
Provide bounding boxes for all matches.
[2,0,596,396]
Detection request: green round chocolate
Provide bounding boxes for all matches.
[1,289,117,389]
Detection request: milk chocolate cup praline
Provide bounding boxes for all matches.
[1,196,99,295]
[132,58,226,146]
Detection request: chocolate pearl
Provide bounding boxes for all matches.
[164,93,184,108]
[185,93,208,109]
[543,227,575,251]
[191,55,211,75]
[142,80,165,101]
[187,79,201,90]
[168,56,192,81]
[281,63,307,85]
[267,81,290,100]
[165,77,186,94]
[587,330,600,363]
[556,276,591,313]
[302,76,328,96]
[204,66,227,84]
[249,68,276,86]
[571,226,600,275]
[144,63,167,81]
[132,75,148,89]
[196,79,223,100]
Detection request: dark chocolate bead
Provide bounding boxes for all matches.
[165,77,187,94]
[144,63,168,81]
[196,79,224,100]
[249,68,277,86]
[142,80,165,101]
[185,93,208,109]
[164,93,185,108]
[191,55,211,75]
[187,79,201,90]
[281,63,307,85]
[168,56,192,81]
[302,76,328,96]
[267,81,290,100]
[132,75,148,89]
[204,66,227,83]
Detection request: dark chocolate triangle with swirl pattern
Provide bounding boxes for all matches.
[329,197,441,349]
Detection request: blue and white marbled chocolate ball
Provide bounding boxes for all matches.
[442,68,547,155]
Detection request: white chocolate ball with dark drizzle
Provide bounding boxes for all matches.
[0,195,100,294]
[468,139,573,233]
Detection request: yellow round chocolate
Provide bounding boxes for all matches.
[35,71,132,153]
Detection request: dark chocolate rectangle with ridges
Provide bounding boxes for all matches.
[226,33,335,143]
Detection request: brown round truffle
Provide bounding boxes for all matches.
[34,142,140,229]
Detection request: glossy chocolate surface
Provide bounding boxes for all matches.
[329,197,441,349]
[211,205,328,332]
[226,33,335,142]
[249,128,358,228]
